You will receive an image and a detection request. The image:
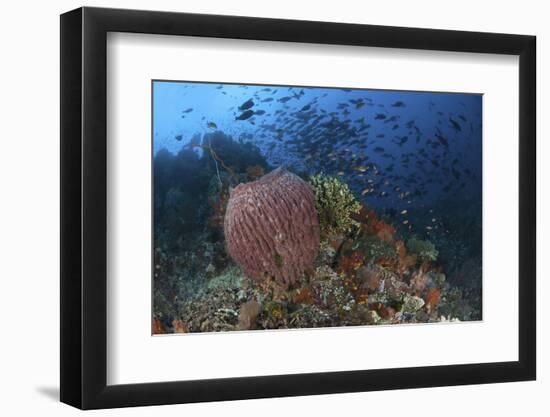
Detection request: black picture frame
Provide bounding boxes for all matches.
[60,6,536,410]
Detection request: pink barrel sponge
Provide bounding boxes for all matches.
[223,167,320,288]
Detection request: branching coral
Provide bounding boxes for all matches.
[309,174,361,240]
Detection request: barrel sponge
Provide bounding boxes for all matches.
[223,167,320,288]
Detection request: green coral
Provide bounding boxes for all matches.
[429,271,446,285]
[406,238,439,262]
[206,266,243,290]
[353,235,396,261]
[309,174,361,239]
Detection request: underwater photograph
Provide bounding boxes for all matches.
[152,80,482,334]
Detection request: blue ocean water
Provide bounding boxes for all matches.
[153,81,481,214]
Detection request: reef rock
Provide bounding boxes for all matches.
[238,300,261,330]
[224,167,320,288]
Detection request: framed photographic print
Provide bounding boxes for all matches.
[60,6,536,410]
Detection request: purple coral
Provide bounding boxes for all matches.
[224,167,320,288]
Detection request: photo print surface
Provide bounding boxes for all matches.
[152,81,482,334]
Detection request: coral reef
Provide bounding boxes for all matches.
[238,300,261,330]
[407,238,439,262]
[354,206,396,242]
[203,131,268,181]
[308,174,362,240]
[152,133,481,333]
[246,165,265,180]
[172,319,189,333]
[224,167,320,289]
[159,202,480,332]
[154,131,269,254]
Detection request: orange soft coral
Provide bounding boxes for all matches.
[372,219,396,242]
[410,261,431,295]
[359,207,396,242]
[395,240,417,277]
[292,287,314,305]
[152,319,164,335]
[425,288,441,312]
[172,319,189,333]
[337,250,364,276]
[351,204,396,242]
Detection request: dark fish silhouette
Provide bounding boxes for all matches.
[375,113,387,120]
[182,108,193,113]
[452,168,461,180]
[395,136,408,146]
[391,101,406,107]
[236,110,255,120]
[449,118,462,132]
[175,134,183,141]
[435,130,449,148]
[349,99,365,109]
[239,99,254,111]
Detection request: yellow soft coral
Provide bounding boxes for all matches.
[309,174,361,240]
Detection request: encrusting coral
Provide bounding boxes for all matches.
[224,167,320,289]
[308,174,362,240]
